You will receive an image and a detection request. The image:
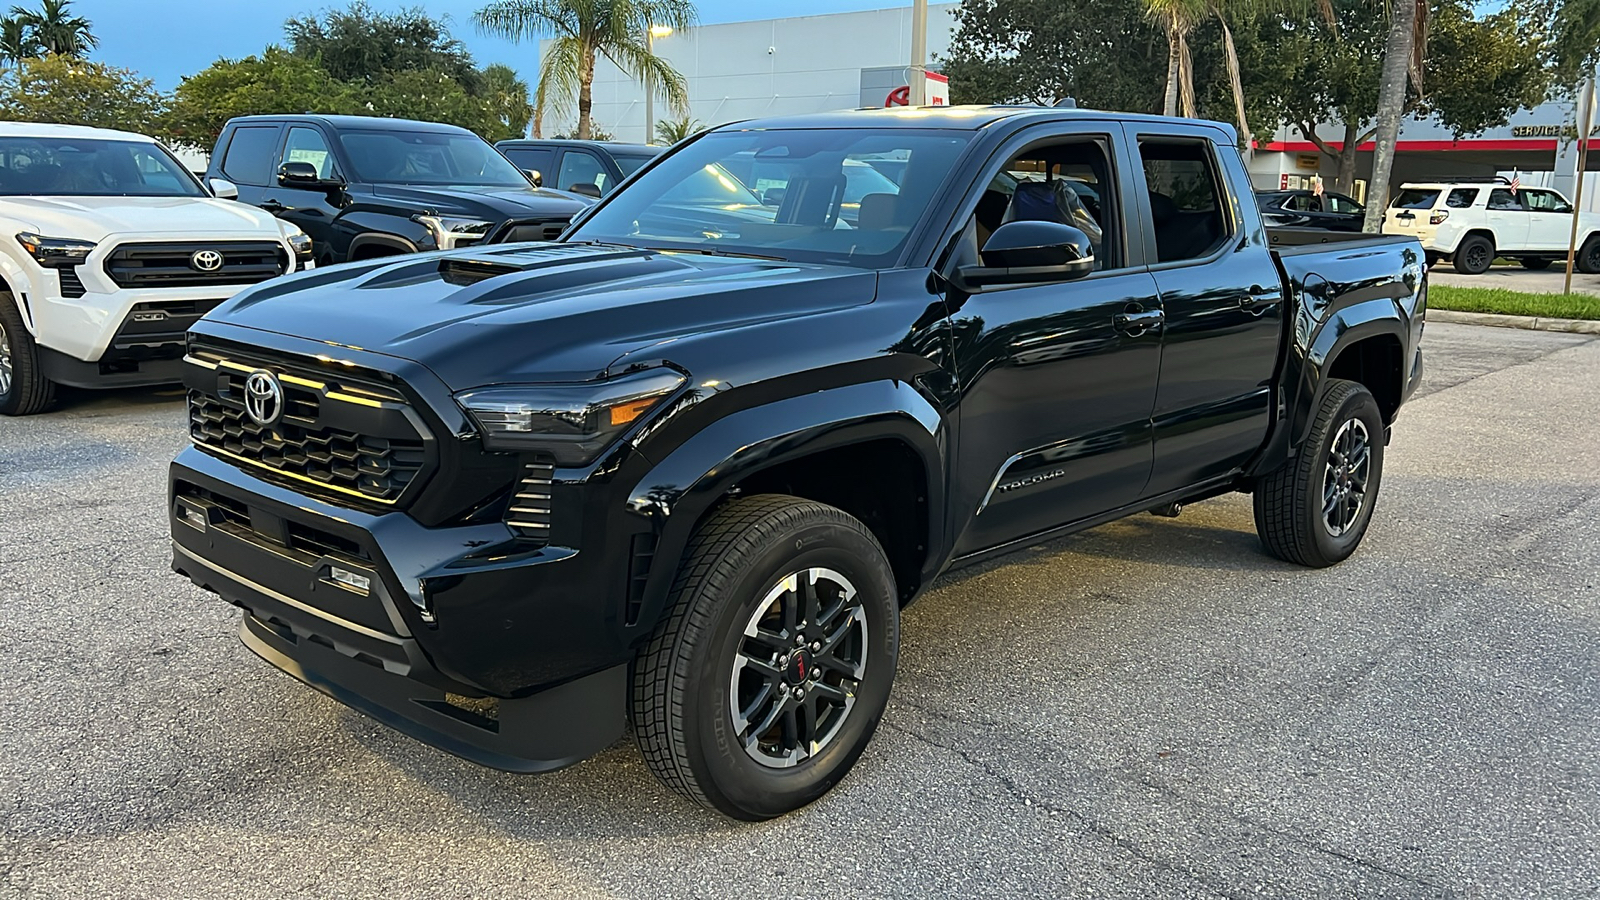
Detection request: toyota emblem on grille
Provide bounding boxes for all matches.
[190,249,224,272]
[243,370,284,426]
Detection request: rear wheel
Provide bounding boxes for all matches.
[1578,235,1600,275]
[1520,257,1552,271]
[0,294,55,416]
[1253,379,1385,568]
[632,494,899,820]
[1452,235,1494,275]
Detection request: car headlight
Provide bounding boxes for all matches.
[16,232,95,268]
[456,368,687,464]
[413,214,494,250]
[287,232,313,260]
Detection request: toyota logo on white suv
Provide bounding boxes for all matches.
[190,249,224,272]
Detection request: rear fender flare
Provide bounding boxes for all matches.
[625,380,948,630]
[1297,299,1408,444]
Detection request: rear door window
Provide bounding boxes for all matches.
[1391,189,1440,209]
[502,146,555,177]
[1488,189,1523,210]
[1139,139,1230,264]
[220,125,281,185]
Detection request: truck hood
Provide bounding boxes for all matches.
[0,195,284,240]
[209,243,878,389]
[368,183,592,219]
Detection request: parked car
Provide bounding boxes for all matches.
[204,115,590,265]
[0,122,313,416]
[1382,178,1600,274]
[170,105,1426,820]
[1257,189,1365,231]
[495,139,662,198]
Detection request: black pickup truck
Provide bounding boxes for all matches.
[169,106,1426,820]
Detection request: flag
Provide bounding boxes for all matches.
[1510,170,1520,195]
[1313,175,1324,196]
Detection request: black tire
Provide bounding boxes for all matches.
[1253,379,1385,568]
[1520,257,1552,271]
[0,293,55,416]
[1578,235,1600,275]
[632,494,899,820]
[1452,235,1494,275]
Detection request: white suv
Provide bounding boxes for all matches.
[0,123,312,415]
[1382,179,1600,275]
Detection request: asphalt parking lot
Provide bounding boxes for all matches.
[2,321,1597,899]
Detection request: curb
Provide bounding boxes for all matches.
[1427,309,1600,335]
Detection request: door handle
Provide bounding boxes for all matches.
[260,199,285,213]
[1113,308,1165,336]
[1239,284,1282,314]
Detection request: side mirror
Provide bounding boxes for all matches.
[956,220,1096,290]
[568,182,601,199]
[762,187,787,207]
[523,168,543,187]
[278,161,343,190]
[207,177,239,201]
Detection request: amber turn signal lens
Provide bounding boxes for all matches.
[609,397,660,427]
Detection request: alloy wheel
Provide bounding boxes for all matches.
[1322,417,1371,537]
[1465,243,1491,272]
[728,567,869,768]
[0,320,12,396]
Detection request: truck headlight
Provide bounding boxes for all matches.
[414,214,494,250]
[16,232,95,268]
[287,232,313,260]
[456,368,687,464]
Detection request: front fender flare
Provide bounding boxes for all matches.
[625,380,948,630]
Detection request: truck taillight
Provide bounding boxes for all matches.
[1429,211,1449,225]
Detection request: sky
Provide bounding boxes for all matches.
[73,0,912,90]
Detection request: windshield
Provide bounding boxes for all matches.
[568,129,974,267]
[339,130,530,187]
[0,137,203,198]
[1391,189,1441,209]
[614,153,656,176]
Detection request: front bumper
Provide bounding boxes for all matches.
[169,447,629,773]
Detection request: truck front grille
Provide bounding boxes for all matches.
[105,241,286,288]
[185,347,431,507]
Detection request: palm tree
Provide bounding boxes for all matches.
[0,17,39,63]
[1361,0,1427,232]
[1146,0,1206,118]
[474,0,696,140]
[654,114,702,144]
[10,0,96,57]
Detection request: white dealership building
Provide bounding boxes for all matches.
[557,4,1600,210]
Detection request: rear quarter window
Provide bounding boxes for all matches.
[1392,189,1441,209]
[1446,188,1479,208]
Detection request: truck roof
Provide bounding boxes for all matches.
[222,114,474,134]
[0,121,159,143]
[710,105,1237,138]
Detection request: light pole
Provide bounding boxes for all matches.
[645,25,673,144]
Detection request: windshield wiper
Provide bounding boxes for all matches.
[635,245,788,262]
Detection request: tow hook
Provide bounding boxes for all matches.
[1150,502,1183,518]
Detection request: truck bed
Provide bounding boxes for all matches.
[1265,226,1412,255]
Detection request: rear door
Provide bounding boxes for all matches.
[1131,126,1284,497]
[214,123,283,210]
[1486,188,1530,251]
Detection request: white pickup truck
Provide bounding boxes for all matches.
[0,123,313,415]
[1382,178,1600,275]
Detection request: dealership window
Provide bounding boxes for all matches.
[1139,140,1229,264]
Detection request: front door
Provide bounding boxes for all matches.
[268,125,347,262]
[1131,128,1284,496]
[1522,189,1574,251]
[947,129,1162,556]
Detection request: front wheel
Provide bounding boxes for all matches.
[1253,379,1385,567]
[632,494,899,820]
[0,294,55,416]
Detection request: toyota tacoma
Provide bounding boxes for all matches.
[169,106,1427,820]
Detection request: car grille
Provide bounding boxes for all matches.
[105,241,287,288]
[185,346,432,506]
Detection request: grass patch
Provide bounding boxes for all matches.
[1428,285,1600,321]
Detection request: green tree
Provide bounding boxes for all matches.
[286,2,483,93]
[474,0,697,140]
[9,0,94,56]
[654,114,702,144]
[164,47,356,149]
[0,17,40,63]
[939,0,1165,113]
[0,54,164,132]
[482,62,534,138]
